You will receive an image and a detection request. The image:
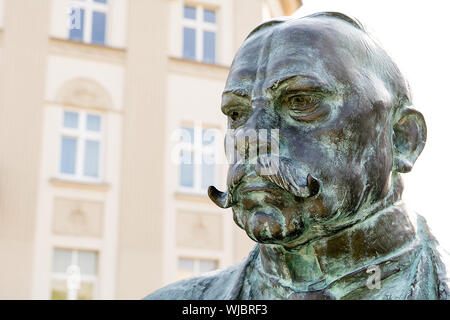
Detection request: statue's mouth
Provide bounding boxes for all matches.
[240,183,285,196]
[208,154,321,209]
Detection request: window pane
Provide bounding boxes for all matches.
[201,153,215,189]
[94,0,107,3]
[53,249,72,273]
[178,258,194,271]
[183,27,196,60]
[64,111,79,129]
[69,7,84,42]
[51,279,68,300]
[183,5,196,19]
[203,31,216,63]
[202,128,216,146]
[203,9,216,23]
[177,258,195,280]
[92,11,106,45]
[199,260,217,273]
[180,151,194,187]
[86,114,101,132]
[84,140,100,177]
[60,137,77,174]
[78,282,95,300]
[180,126,194,144]
[78,251,97,276]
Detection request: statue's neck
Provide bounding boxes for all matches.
[257,200,417,291]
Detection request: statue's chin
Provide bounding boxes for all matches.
[237,208,302,244]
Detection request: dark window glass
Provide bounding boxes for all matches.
[84,140,100,177]
[180,151,194,187]
[92,11,106,45]
[60,137,77,174]
[63,111,79,129]
[69,8,85,42]
[201,153,215,189]
[203,31,216,63]
[184,5,196,19]
[204,9,216,23]
[183,27,196,60]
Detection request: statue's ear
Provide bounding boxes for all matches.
[392,107,427,173]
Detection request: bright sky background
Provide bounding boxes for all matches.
[293,1,450,250]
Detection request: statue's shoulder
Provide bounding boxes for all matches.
[413,212,450,299]
[143,245,259,300]
[142,267,238,300]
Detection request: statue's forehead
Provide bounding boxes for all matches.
[224,20,350,97]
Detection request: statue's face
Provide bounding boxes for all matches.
[221,18,396,246]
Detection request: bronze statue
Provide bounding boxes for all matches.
[146,12,449,300]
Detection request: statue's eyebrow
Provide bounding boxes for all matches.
[221,91,251,114]
[267,75,333,94]
[222,89,250,98]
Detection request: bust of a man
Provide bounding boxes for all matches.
[146,12,449,300]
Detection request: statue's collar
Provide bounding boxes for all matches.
[257,201,419,292]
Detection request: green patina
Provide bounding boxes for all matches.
[145,12,449,300]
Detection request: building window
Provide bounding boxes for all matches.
[178,126,218,193]
[50,249,98,300]
[182,4,217,63]
[60,110,103,182]
[177,257,217,280]
[69,0,108,45]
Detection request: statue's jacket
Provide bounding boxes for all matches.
[144,208,450,300]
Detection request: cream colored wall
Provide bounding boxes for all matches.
[45,55,125,111]
[32,103,123,299]
[0,0,294,300]
[117,0,169,300]
[163,0,265,281]
[163,70,232,285]
[0,0,4,28]
[0,0,51,299]
[264,0,285,18]
[232,0,264,52]
[32,15,125,296]
[50,0,127,48]
[108,0,128,48]
[49,0,69,39]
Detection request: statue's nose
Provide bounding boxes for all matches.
[234,104,275,160]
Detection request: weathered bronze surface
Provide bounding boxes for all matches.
[145,12,449,300]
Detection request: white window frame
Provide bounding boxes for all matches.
[59,109,104,183]
[69,0,109,44]
[177,257,218,280]
[178,124,219,195]
[182,3,218,63]
[50,248,99,300]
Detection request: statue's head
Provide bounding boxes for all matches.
[208,12,426,248]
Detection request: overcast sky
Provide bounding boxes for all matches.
[293,1,450,250]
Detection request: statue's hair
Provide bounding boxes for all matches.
[246,12,365,40]
[245,12,412,110]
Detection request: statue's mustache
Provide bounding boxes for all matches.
[208,155,321,209]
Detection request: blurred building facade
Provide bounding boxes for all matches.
[0,0,300,299]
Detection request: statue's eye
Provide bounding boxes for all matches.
[286,94,328,122]
[288,94,320,111]
[225,106,249,128]
[231,110,241,121]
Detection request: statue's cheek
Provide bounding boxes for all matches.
[232,207,245,230]
[282,207,303,235]
[302,195,329,220]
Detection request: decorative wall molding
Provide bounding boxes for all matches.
[50,178,110,192]
[55,77,114,110]
[49,37,126,65]
[168,56,229,81]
